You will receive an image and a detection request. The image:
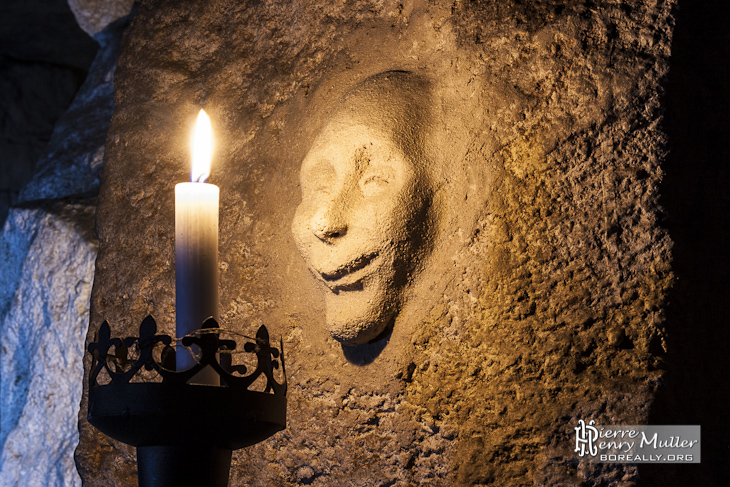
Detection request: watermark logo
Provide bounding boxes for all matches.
[574,419,599,457]
[572,421,700,463]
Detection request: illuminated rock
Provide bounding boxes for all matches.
[0,205,96,487]
[67,0,134,36]
[19,13,131,204]
[79,1,677,485]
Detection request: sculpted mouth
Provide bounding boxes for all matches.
[317,252,379,290]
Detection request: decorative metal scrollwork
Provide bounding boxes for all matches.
[88,315,286,396]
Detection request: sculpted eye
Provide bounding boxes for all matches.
[301,161,336,195]
[303,179,332,195]
[359,172,391,197]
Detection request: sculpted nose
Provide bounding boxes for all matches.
[311,203,348,243]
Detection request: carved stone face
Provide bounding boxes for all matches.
[292,83,434,345]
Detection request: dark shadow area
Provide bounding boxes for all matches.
[341,321,393,365]
[640,1,730,486]
[0,0,98,227]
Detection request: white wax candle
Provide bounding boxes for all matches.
[175,182,219,339]
[175,109,220,377]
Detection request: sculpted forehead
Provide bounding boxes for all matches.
[302,121,409,173]
[302,74,432,185]
[316,71,431,161]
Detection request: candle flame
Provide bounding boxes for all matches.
[191,109,213,183]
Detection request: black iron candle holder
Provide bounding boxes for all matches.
[87,316,287,487]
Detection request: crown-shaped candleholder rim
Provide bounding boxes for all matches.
[87,315,286,395]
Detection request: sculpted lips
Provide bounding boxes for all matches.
[317,252,379,291]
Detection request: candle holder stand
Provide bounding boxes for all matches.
[87,316,287,487]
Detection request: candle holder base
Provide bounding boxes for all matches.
[137,446,232,487]
[86,316,286,487]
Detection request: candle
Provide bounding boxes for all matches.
[175,109,219,374]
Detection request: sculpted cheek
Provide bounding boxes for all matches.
[291,203,314,251]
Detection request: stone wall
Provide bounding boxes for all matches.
[68,0,136,36]
[0,10,130,487]
[0,0,98,227]
[0,205,95,487]
[77,1,679,485]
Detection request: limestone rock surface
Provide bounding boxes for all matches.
[0,7,130,486]
[0,59,82,222]
[79,0,676,485]
[0,204,97,487]
[68,0,135,36]
[0,0,98,225]
[19,13,132,204]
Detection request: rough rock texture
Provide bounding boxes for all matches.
[0,205,96,487]
[0,0,98,226]
[68,0,134,36]
[79,0,675,485]
[0,11,130,487]
[0,59,81,221]
[68,0,135,36]
[19,14,132,204]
